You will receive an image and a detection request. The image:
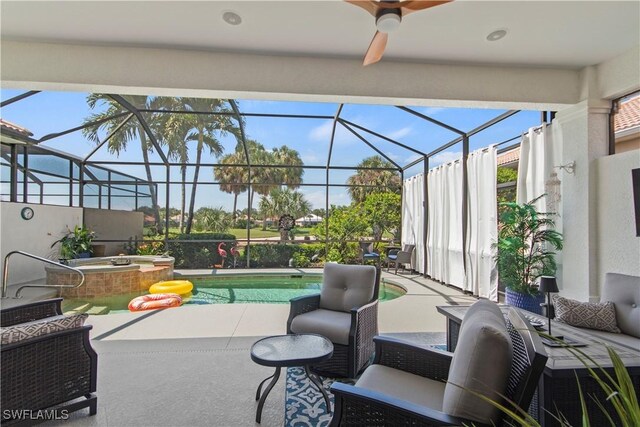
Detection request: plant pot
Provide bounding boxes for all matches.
[505,288,545,315]
[75,252,91,259]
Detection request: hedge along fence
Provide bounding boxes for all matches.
[167,233,237,268]
[238,243,326,268]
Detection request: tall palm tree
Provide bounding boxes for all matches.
[272,145,304,190]
[83,94,164,234]
[347,156,401,204]
[158,104,190,233]
[214,151,248,225]
[168,98,241,234]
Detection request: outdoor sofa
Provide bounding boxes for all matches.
[1,298,97,425]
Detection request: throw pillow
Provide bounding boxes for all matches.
[0,313,88,345]
[552,295,621,333]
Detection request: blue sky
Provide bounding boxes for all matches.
[1,89,539,211]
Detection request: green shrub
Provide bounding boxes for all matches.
[291,252,310,268]
[245,244,298,268]
[167,233,236,268]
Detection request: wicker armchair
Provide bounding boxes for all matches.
[1,299,97,425]
[330,303,548,426]
[385,244,415,274]
[287,263,380,378]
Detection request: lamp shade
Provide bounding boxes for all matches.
[539,276,559,293]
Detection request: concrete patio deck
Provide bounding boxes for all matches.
[39,269,476,427]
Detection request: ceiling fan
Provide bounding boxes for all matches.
[345,0,452,66]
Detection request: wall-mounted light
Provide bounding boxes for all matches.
[556,161,576,175]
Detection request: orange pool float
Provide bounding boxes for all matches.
[128,293,182,312]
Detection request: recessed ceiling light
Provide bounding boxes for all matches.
[223,11,242,26]
[486,29,508,42]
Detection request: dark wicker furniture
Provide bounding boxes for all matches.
[250,334,333,423]
[329,308,548,426]
[438,304,640,426]
[287,265,380,378]
[1,299,97,425]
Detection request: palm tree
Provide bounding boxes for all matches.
[347,156,401,204]
[159,104,190,233]
[258,188,311,235]
[83,94,164,234]
[214,151,248,225]
[272,145,304,189]
[193,206,232,233]
[168,98,241,234]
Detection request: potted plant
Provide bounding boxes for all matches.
[494,196,563,314]
[52,225,96,261]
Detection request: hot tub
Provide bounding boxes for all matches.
[46,255,174,299]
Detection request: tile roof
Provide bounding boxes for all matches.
[615,94,640,133]
[0,118,33,137]
[497,147,520,166]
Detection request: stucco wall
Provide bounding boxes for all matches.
[83,208,143,256]
[596,151,640,294]
[0,202,83,286]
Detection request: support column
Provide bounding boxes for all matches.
[553,99,610,301]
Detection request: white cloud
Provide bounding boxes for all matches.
[431,151,462,167]
[384,152,401,162]
[419,107,445,117]
[309,121,333,141]
[386,126,412,140]
[405,154,422,164]
[301,152,321,164]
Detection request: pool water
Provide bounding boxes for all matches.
[62,275,405,315]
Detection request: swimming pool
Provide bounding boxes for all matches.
[62,274,406,315]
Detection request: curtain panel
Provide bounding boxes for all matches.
[465,146,498,300]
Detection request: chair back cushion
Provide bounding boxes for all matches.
[0,313,88,345]
[402,244,415,253]
[601,273,640,338]
[442,302,512,424]
[320,263,377,312]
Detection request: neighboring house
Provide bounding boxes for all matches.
[0,119,37,145]
[614,94,640,153]
[295,214,323,227]
[497,94,639,169]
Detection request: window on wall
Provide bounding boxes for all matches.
[611,91,640,154]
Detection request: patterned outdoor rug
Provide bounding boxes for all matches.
[284,333,447,426]
[284,367,350,427]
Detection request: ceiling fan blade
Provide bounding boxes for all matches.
[344,0,379,16]
[363,31,388,66]
[398,0,452,16]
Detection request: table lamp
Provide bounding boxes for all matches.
[539,276,562,340]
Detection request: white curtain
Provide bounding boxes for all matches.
[517,123,563,285]
[426,161,464,287]
[465,146,498,300]
[401,174,425,273]
[517,124,559,212]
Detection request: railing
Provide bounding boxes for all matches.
[1,251,85,298]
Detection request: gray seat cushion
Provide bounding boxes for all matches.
[442,302,512,424]
[356,364,446,411]
[319,263,376,312]
[289,309,351,345]
[601,273,640,338]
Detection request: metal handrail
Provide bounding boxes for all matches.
[2,251,85,298]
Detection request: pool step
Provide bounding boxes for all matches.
[64,303,92,315]
[86,305,110,315]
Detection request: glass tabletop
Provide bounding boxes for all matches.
[251,334,333,367]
